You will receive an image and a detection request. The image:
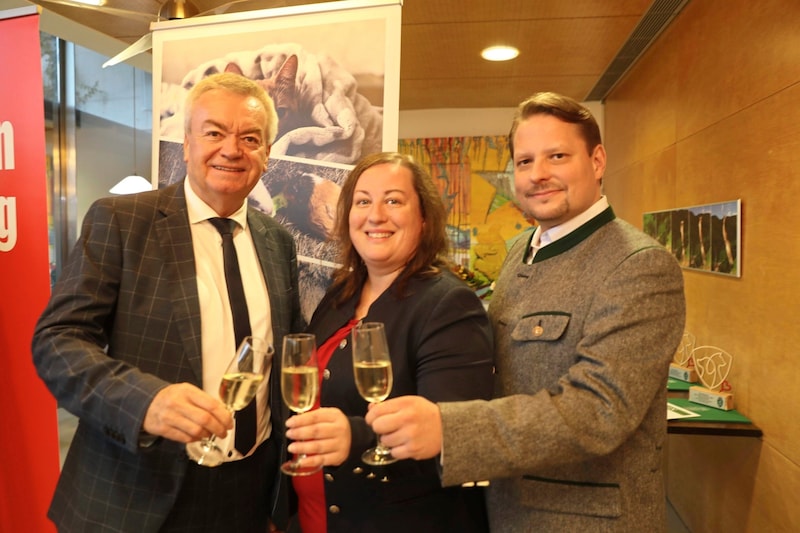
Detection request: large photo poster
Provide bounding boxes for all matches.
[151,0,401,318]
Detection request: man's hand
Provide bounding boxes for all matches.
[143,383,233,443]
[365,396,443,460]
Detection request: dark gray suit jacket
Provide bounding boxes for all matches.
[32,181,304,532]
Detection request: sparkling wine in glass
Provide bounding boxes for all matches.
[352,321,398,466]
[280,333,322,476]
[186,336,273,467]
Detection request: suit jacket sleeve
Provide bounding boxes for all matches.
[32,193,182,453]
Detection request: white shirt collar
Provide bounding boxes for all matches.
[531,195,610,249]
[183,178,249,228]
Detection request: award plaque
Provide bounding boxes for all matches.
[688,345,735,410]
[669,331,698,382]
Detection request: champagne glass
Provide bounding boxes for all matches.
[352,321,398,466]
[186,336,273,467]
[280,333,322,476]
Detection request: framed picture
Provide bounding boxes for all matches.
[149,0,402,320]
[644,199,741,277]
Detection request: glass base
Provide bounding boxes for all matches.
[186,440,225,467]
[361,445,398,466]
[281,458,322,477]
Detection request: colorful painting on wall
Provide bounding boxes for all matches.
[398,136,533,295]
[643,199,741,277]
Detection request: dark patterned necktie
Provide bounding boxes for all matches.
[208,217,256,455]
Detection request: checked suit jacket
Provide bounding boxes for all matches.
[32,181,305,532]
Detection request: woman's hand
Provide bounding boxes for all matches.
[285,407,352,468]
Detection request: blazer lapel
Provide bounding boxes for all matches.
[248,210,291,423]
[248,211,289,342]
[312,289,357,345]
[155,182,203,382]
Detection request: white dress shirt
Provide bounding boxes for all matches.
[184,179,273,460]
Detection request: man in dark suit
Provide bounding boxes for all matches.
[32,72,304,532]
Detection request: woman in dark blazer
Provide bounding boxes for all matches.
[283,152,494,532]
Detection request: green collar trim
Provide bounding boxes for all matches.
[524,207,617,264]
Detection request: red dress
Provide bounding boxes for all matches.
[292,319,359,533]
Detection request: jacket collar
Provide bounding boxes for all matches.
[524,206,616,264]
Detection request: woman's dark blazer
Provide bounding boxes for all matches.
[303,268,494,533]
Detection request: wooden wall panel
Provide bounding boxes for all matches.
[666,434,762,533]
[678,84,800,466]
[672,0,800,140]
[603,161,643,226]
[641,146,678,211]
[604,12,679,175]
[603,95,638,175]
[668,436,800,533]
[749,447,800,533]
[603,147,677,228]
[604,0,800,530]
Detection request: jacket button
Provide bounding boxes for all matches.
[532,325,544,337]
[323,369,331,380]
[324,473,334,482]
[329,505,340,514]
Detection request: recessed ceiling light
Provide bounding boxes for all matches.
[481,45,519,62]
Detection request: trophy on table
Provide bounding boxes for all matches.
[688,345,735,411]
[669,331,698,383]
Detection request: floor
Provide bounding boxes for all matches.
[57,408,692,531]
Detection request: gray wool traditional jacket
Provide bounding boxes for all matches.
[438,207,686,533]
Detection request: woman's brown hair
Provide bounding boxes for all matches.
[330,152,450,304]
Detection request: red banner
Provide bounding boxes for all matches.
[0,8,59,532]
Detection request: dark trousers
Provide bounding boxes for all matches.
[160,438,278,533]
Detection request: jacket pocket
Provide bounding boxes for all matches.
[518,475,622,518]
[510,313,570,342]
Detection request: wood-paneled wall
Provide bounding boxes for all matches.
[603,1,800,531]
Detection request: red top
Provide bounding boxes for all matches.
[292,319,359,533]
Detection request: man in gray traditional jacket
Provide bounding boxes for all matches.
[366,92,686,532]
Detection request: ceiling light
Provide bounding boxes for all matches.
[67,0,105,6]
[110,175,153,195]
[110,70,152,195]
[481,45,519,62]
